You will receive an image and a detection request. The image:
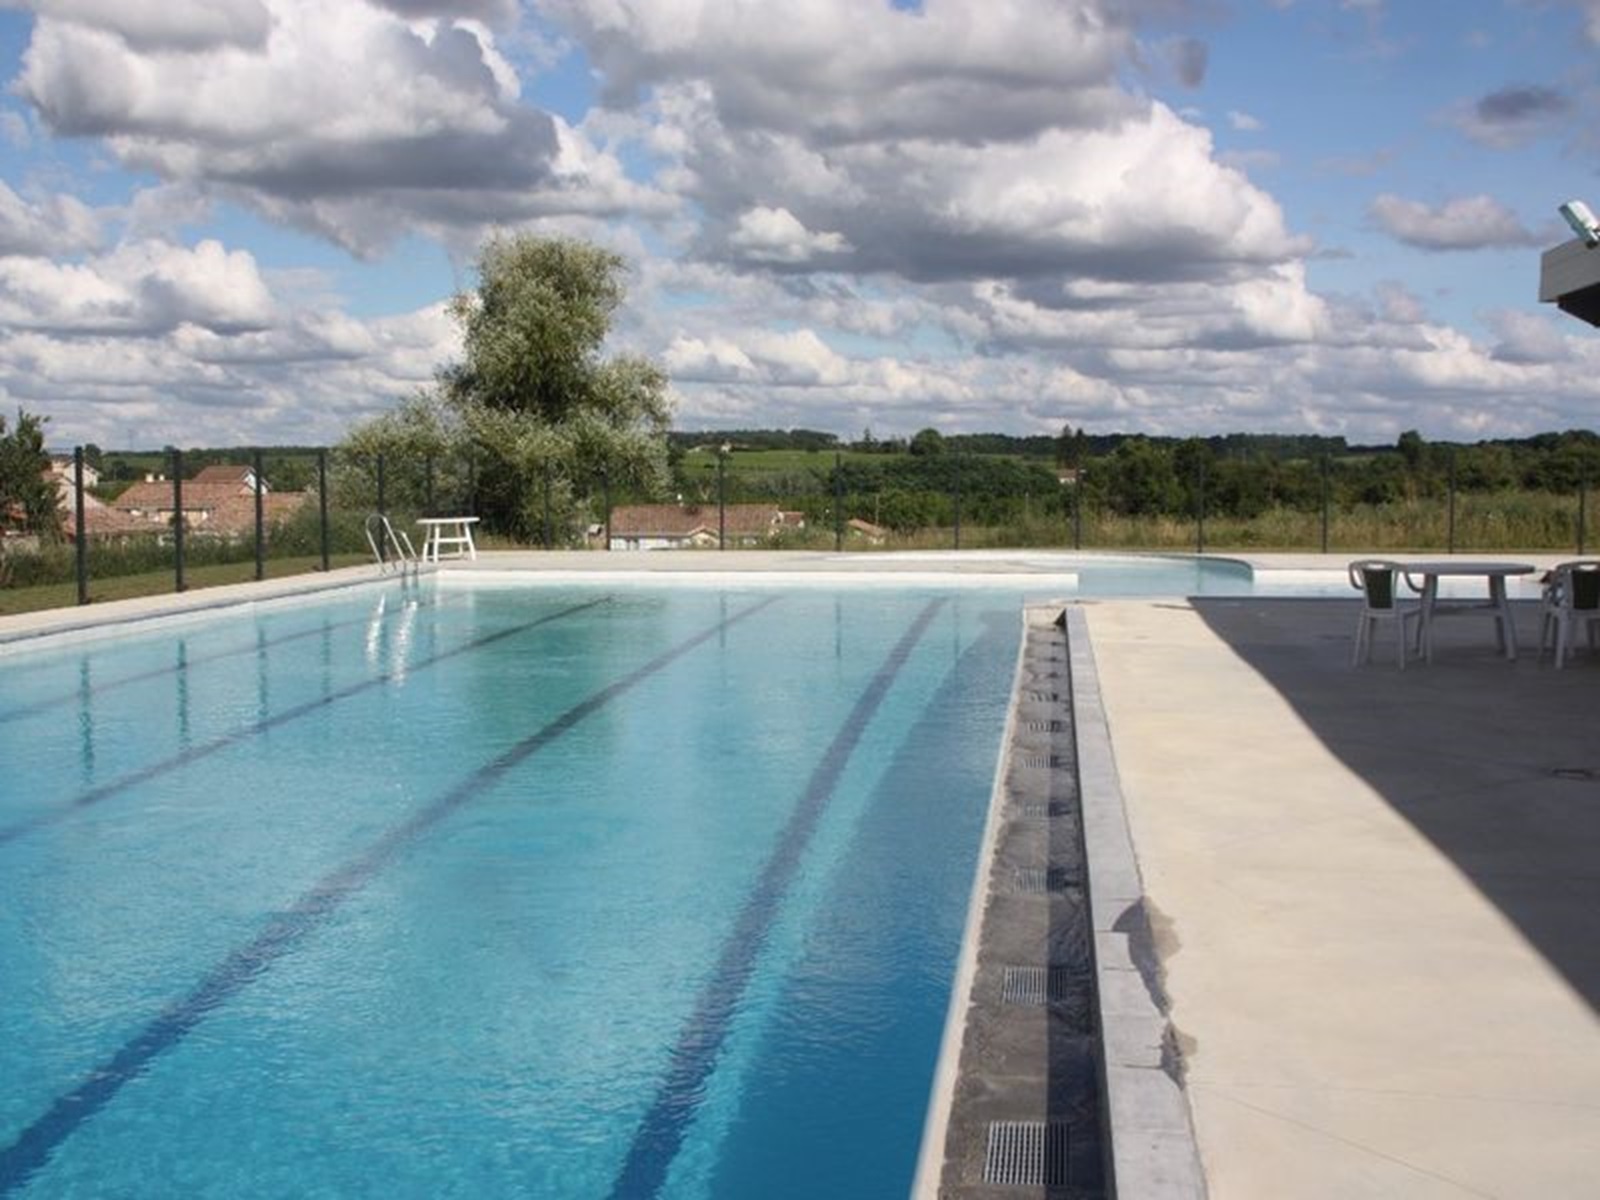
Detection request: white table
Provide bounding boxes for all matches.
[415,516,479,563]
[1402,560,1535,661]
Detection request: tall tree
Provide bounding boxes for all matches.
[909,427,946,457]
[1054,422,1076,469]
[340,234,672,540]
[0,408,59,537]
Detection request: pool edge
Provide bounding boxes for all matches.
[912,604,1208,1199]
[1067,605,1208,1199]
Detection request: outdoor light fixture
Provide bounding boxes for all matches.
[1559,199,1600,247]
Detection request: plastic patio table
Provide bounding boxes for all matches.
[1401,560,1536,662]
[415,516,479,563]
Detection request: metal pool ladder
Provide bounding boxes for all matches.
[365,513,421,576]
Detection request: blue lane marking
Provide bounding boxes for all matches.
[0,595,779,1196]
[0,596,610,851]
[606,596,947,1200]
[0,595,440,726]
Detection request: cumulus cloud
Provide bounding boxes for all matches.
[1487,309,1574,365]
[369,0,520,25]
[13,0,661,254]
[677,93,1304,284]
[26,0,272,52]
[0,297,456,446]
[539,1,1304,293]
[0,238,275,334]
[0,183,101,256]
[727,206,851,265]
[1368,193,1541,250]
[542,0,1138,144]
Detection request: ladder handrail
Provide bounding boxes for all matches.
[365,513,421,575]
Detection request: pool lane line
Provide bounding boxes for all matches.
[606,596,948,1200]
[0,595,780,1196]
[0,594,445,727]
[0,596,611,851]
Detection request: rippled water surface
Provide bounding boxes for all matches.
[0,582,1025,1198]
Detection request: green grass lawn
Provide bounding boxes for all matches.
[0,554,370,617]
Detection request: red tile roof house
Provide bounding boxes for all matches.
[605,504,804,550]
[108,464,309,538]
[40,458,156,539]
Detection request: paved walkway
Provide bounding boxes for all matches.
[1084,596,1600,1199]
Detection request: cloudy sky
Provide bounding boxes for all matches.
[2,0,1599,449]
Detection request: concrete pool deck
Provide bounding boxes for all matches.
[1084,592,1600,1199]
[3,550,1596,1196]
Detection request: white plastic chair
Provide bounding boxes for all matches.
[1539,560,1600,668]
[1349,559,1423,669]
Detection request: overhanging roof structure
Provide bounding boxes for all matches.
[1539,237,1600,327]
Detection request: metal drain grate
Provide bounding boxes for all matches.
[1018,801,1071,819]
[1001,965,1083,1005]
[1024,719,1066,733]
[1018,754,1067,770]
[983,1121,1070,1187]
[1015,867,1075,893]
[1024,689,1059,703]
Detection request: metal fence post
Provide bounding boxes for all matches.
[602,471,612,550]
[834,452,843,551]
[543,468,553,549]
[1447,451,1457,554]
[1073,473,1082,550]
[425,456,435,518]
[1196,457,1206,555]
[253,448,266,582]
[1320,456,1330,554]
[1580,478,1589,555]
[376,453,386,515]
[953,452,962,550]
[317,449,330,572]
[717,449,726,550]
[73,446,88,605]
[172,448,186,593]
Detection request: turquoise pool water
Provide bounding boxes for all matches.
[0,582,1028,1198]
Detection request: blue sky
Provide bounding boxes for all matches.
[1,0,1597,449]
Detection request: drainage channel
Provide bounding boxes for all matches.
[914,604,1206,1199]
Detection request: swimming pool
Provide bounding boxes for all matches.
[0,581,1033,1198]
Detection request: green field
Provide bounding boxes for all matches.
[676,446,909,477]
